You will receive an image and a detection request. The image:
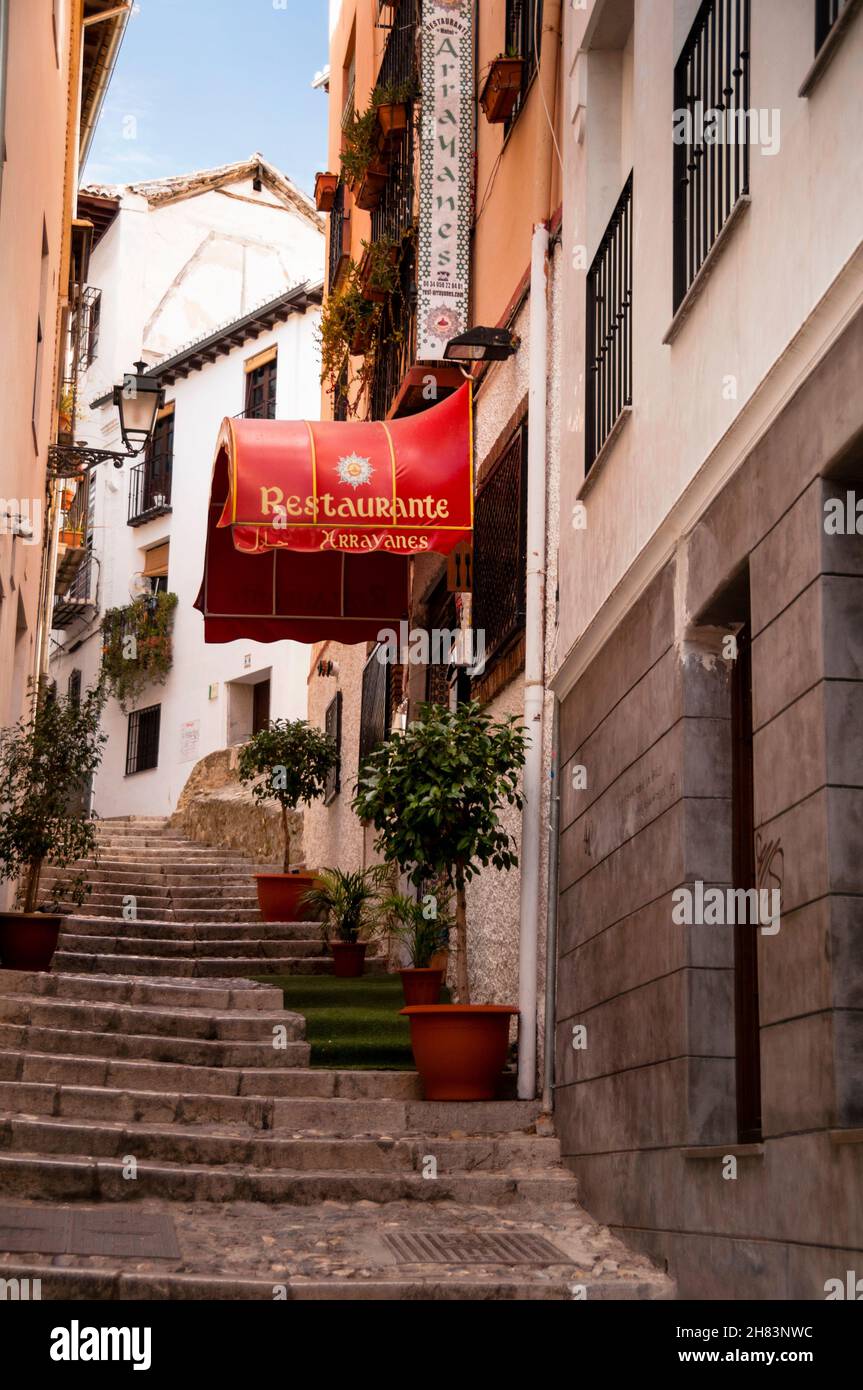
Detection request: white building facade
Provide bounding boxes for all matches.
[49,157,325,817]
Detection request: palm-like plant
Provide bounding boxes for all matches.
[301,865,391,945]
[381,892,451,969]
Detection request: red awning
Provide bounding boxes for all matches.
[216,382,472,557]
[195,383,472,647]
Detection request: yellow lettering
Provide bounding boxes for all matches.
[260,486,284,516]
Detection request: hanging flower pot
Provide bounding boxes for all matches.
[354,161,389,212]
[315,171,340,212]
[480,56,525,125]
[376,102,409,144]
[350,318,377,356]
[359,239,399,303]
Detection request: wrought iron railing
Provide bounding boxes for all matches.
[586,172,633,469]
[816,0,844,49]
[505,0,544,129]
[473,423,528,665]
[369,244,417,422]
[328,181,350,294]
[126,703,161,776]
[673,0,750,310]
[128,459,172,525]
[358,646,392,767]
[324,691,342,804]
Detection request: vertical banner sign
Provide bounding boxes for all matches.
[417,0,474,361]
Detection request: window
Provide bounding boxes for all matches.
[586,172,633,470]
[505,0,543,128]
[673,0,751,309]
[79,287,101,369]
[244,350,277,419]
[324,691,342,804]
[129,407,173,523]
[359,647,391,767]
[472,421,528,668]
[126,704,161,776]
[32,222,50,444]
[67,668,81,707]
[816,0,845,49]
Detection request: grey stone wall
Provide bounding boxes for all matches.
[555,308,863,1299]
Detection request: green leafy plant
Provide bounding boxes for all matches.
[353,702,527,1002]
[101,591,178,710]
[381,890,451,968]
[319,261,381,413]
[359,236,400,299]
[237,718,337,873]
[301,864,392,945]
[371,77,419,108]
[339,107,380,185]
[0,680,107,913]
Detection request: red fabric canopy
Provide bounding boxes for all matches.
[216,382,472,557]
[196,383,472,647]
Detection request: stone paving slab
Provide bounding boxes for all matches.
[0,1196,674,1299]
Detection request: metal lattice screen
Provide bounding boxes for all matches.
[324,691,342,805]
[359,647,392,767]
[473,423,528,665]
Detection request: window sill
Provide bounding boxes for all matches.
[682,1143,764,1160]
[663,196,751,347]
[577,405,632,500]
[799,0,862,97]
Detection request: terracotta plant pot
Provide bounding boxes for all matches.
[254,871,320,923]
[350,321,376,356]
[58,529,84,548]
[399,967,443,1006]
[331,941,367,978]
[0,912,63,972]
[479,56,525,124]
[314,171,339,212]
[400,1004,518,1100]
[354,161,389,211]
[377,102,408,143]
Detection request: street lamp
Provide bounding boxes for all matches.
[443,326,521,363]
[112,361,165,455]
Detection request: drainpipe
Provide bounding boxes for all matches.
[542,696,561,1113]
[517,0,561,1100]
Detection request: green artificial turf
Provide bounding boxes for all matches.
[254,974,450,1069]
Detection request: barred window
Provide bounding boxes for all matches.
[505,0,544,128]
[324,691,342,805]
[472,421,528,669]
[358,646,392,768]
[245,357,277,420]
[126,704,161,776]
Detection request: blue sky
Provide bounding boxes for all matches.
[83,0,330,197]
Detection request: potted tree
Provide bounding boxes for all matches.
[0,680,107,971]
[354,701,527,1099]
[479,53,525,124]
[382,890,451,1005]
[238,718,337,923]
[301,865,390,978]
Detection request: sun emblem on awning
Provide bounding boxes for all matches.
[336,453,374,489]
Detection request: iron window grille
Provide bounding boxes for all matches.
[78,287,101,370]
[505,0,544,129]
[673,0,751,310]
[473,421,528,668]
[586,171,633,470]
[359,646,392,768]
[816,0,844,49]
[126,704,161,776]
[67,669,82,707]
[328,181,351,294]
[245,357,277,420]
[324,691,342,805]
[128,410,173,525]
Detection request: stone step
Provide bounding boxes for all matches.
[50,884,261,901]
[50,920,321,941]
[0,1259,671,1301]
[0,1115,561,1174]
[59,907,267,924]
[58,934,327,960]
[0,1083,539,1135]
[42,869,258,885]
[0,993,306,1043]
[1,970,285,1011]
[0,1149,574,1204]
[52,951,385,978]
[0,1021,310,1069]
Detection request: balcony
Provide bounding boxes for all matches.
[54,479,89,593]
[128,459,172,526]
[53,556,98,630]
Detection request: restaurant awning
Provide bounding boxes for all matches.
[216,381,472,556]
[195,383,472,646]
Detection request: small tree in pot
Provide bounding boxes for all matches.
[301,864,391,977]
[238,718,337,923]
[0,679,107,970]
[353,701,526,1098]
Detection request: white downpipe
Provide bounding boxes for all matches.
[517,222,550,1100]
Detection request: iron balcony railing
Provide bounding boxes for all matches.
[53,555,98,630]
[328,181,350,294]
[586,172,633,470]
[505,0,544,129]
[369,244,417,423]
[673,0,750,310]
[128,459,172,526]
[473,422,528,666]
[816,0,844,49]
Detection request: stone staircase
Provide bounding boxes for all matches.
[0,819,674,1300]
[40,817,385,979]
